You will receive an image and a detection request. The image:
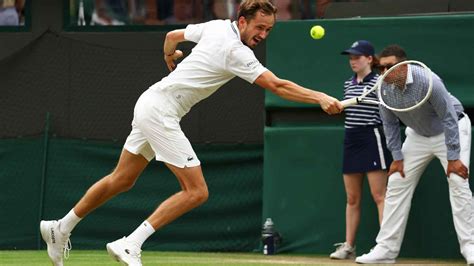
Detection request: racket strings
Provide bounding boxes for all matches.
[379,64,431,110]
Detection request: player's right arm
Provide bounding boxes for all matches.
[163,29,186,71]
[164,21,210,71]
[255,70,343,115]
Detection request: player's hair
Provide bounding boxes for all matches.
[379,44,408,61]
[237,0,277,21]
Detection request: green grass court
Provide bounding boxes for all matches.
[0,250,465,265]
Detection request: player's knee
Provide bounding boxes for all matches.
[108,172,137,192]
[188,186,209,206]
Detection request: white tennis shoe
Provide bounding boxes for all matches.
[355,245,396,264]
[40,220,72,266]
[464,245,474,266]
[106,237,142,266]
[329,242,356,259]
[467,256,474,266]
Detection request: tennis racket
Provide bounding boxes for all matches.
[341,60,433,112]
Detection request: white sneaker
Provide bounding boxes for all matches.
[467,258,474,266]
[40,220,72,266]
[106,237,142,266]
[355,245,396,264]
[464,251,474,265]
[463,244,474,265]
[330,242,356,259]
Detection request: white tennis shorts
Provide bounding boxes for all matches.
[124,88,200,168]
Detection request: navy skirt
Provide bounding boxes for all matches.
[343,126,392,174]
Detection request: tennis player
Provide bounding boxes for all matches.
[356,45,473,264]
[39,1,343,265]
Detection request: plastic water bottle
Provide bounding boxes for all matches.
[77,0,86,26]
[262,218,275,255]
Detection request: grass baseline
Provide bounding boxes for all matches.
[0,250,465,265]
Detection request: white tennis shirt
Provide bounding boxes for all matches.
[150,19,268,118]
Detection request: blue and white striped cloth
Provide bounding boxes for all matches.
[343,72,381,128]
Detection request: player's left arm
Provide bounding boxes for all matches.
[255,71,343,114]
[163,29,186,71]
[430,77,468,178]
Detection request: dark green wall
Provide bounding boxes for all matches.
[0,138,263,251]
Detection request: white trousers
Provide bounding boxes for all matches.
[376,114,472,258]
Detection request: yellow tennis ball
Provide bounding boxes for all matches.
[310,25,325,40]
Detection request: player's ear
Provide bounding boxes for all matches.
[237,16,247,28]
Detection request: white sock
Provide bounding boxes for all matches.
[59,209,82,234]
[126,220,155,248]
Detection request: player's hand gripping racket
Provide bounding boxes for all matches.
[341,60,433,112]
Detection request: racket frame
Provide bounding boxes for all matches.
[377,60,433,112]
[341,60,433,112]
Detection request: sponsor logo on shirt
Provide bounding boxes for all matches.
[246,60,259,68]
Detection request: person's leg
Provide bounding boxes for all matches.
[57,149,148,234]
[330,173,362,259]
[106,163,208,265]
[343,173,364,247]
[73,149,149,219]
[125,163,209,247]
[375,132,433,258]
[108,93,208,263]
[436,115,473,260]
[357,129,433,263]
[40,149,148,266]
[146,163,208,230]
[367,170,388,225]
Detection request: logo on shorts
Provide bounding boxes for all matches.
[187,156,194,161]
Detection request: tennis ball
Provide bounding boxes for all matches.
[310,25,325,40]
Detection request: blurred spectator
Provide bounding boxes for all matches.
[0,0,21,26]
[274,0,292,20]
[15,0,24,24]
[316,0,331,18]
[90,0,127,25]
[129,0,173,25]
[210,0,237,20]
[300,0,314,19]
[69,0,373,27]
[140,0,161,24]
[155,0,173,21]
[316,0,358,19]
[72,0,126,26]
[165,0,203,24]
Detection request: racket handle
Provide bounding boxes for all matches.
[341,98,359,108]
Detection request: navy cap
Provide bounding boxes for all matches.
[341,40,374,56]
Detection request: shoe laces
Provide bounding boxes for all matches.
[130,246,142,259]
[57,221,72,260]
[63,238,72,259]
[124,238,142,260]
